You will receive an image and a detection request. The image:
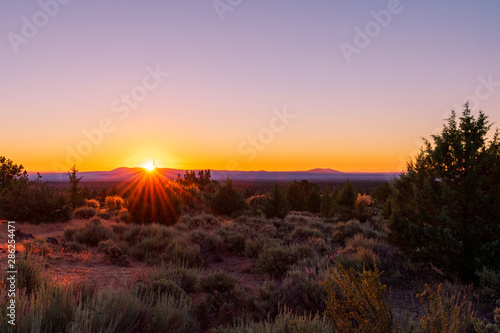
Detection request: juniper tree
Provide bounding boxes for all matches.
[388,103,500,282]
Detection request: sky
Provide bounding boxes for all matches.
[1,0,499,173]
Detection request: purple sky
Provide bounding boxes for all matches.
[1,0,499,172]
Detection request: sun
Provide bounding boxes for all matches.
[143,160,157,171]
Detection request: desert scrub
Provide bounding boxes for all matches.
[216,228,247,255]
[149,293,198,333]
[163,238,203,268]
[278,267,327,315]
[189,229,224,253]
[244,237,279,258]
[65,217,116,247]
[104,195,125,211]
[124,223,176,246]
[290,225,323,241]
[73,206,97,219]
[334,246,381,272]
[285,212,310,225]
[476,267,500,301]
[255,244,315,277]
[97,239,130,266]
[322,264,393,333]
[181,213,221,229]
[85,198,100,209]
[151,263,201,293]
[117,209,131,223]
[199,270,237,303]
[331,219,382,246]
[23,237,52,256]
[70,288,143,333]
[211,308,333,333]
[416,284,476,333]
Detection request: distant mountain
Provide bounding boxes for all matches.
[36,167,397,182]
[305,168,341,174]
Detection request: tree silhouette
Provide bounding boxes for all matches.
[262,182,289,219]
[67,164,84,208]
[388,103,500,282]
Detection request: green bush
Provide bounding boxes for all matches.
[210,179,247,216]
[332,219,381,246]
[217,228,246,255]
[199,271,237,304]
[190,229,224,253]
[150,294,198,333]
[73,206,97,219]
[164,238,203,268]
[388,106,500,282]
[151,263,201,293]
[278,268,326,314]
[68,217,116,246]
[476,267,500,300]
[290,225,323,241]
[255,245,314,277]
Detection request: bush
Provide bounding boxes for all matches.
[164,238,203,268]
[334,246,380,272]
[190,230,224,253]
[73,206,97,219]
[97,240,129,266]
[322,264,393,332]
[150,294,197,333]
[255,245,313,277]
[181,213,221,229]
[278,268,327,314]
[199,271,237,303]
[210,179,247,216]
[69,217,116,246]
[332,219,381,246]
[85,199,100,209]
[290,226,323,241]
[217,228,246,255]
[151,263,201,293]
[105,195,125,211]
[416,284,475,332]
[476,267,500,301]
[117,209,131,223]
